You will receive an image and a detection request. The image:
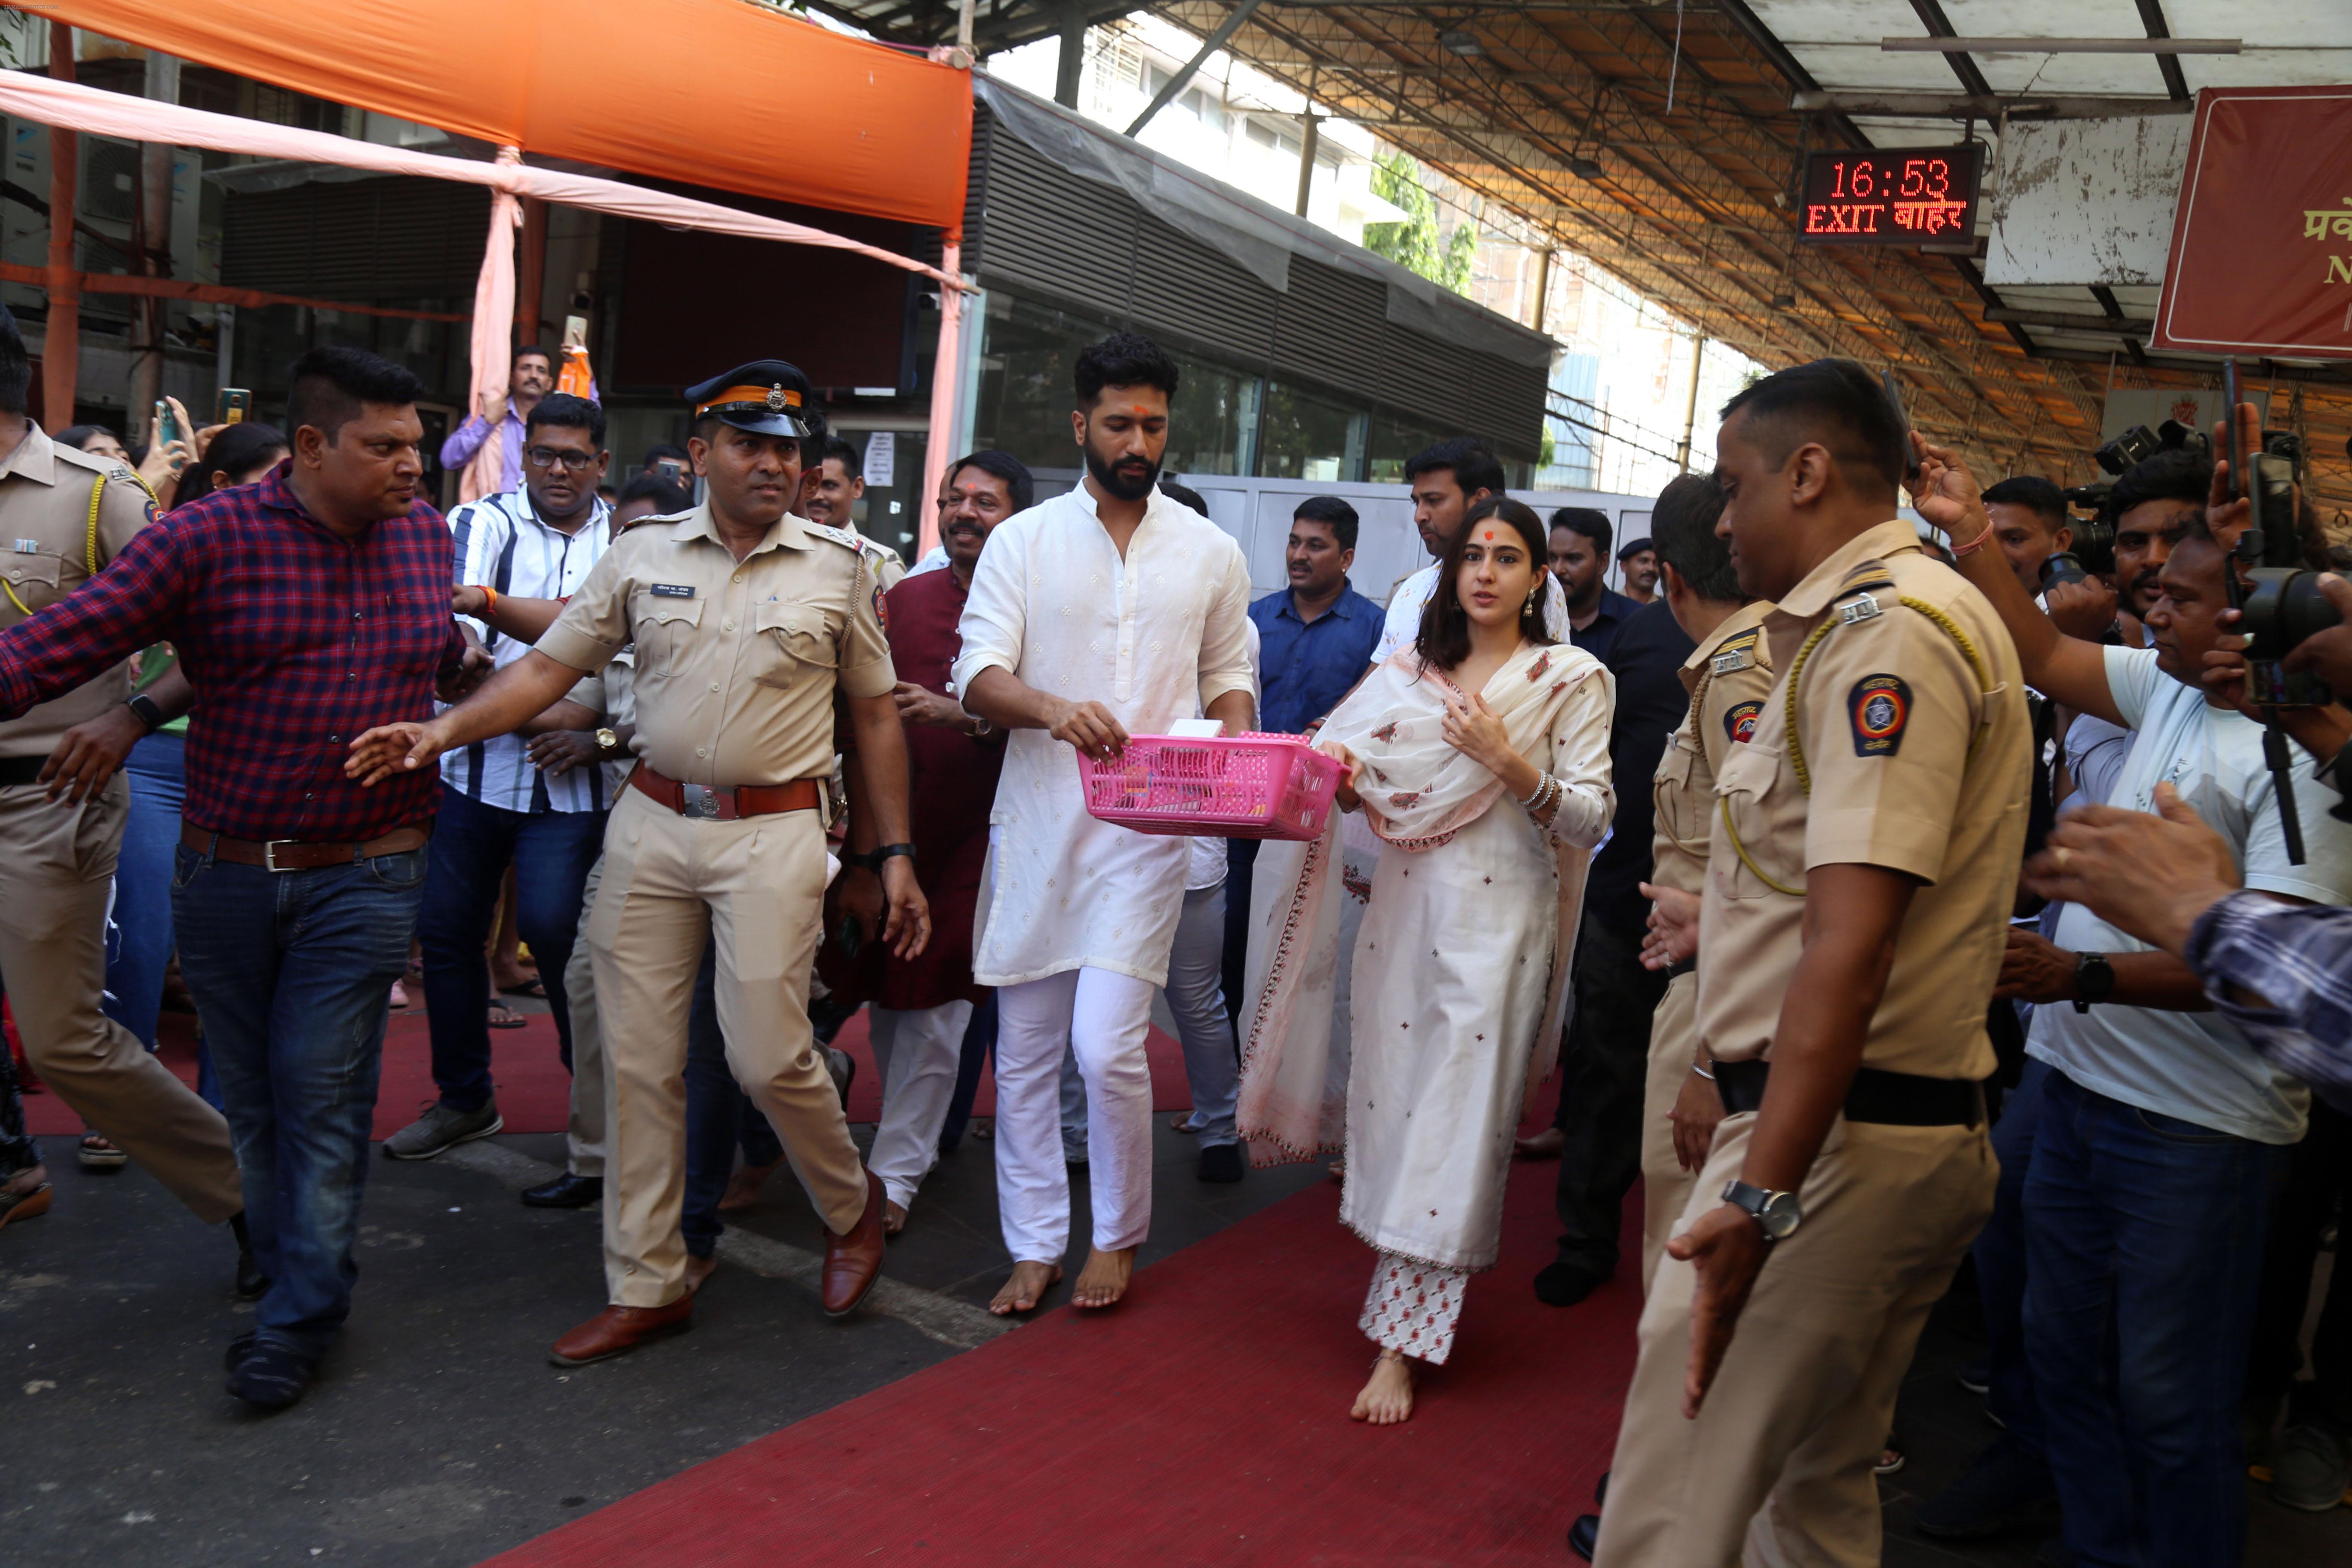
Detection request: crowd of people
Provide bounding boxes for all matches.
[0,301,2346,1568]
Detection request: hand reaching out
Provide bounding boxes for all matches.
[1905,435,1989,550]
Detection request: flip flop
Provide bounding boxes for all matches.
[0,1180,52,1231]
[487,1005,528,1031]
[499,976,547,999]
[79,1132,128,1170]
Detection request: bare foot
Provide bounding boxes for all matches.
[989,1259,1063,1316]
[718,1159,781,1214]
[1350,1349,1415,1424]
[1071,1245,1136,1309]
[883,1200,907,1237]
[683,1253,717,1293]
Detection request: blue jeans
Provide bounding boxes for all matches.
[680,942,784,1259]
[101,732,219,1106]
[2024,1068,2283,1568]
[172,840,426,1358]
[1973,1053,2052,1460]
[417,785,604,1112]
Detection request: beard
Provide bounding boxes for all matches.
[1084,441,1160,502]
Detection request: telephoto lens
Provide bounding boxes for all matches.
[2039,552,2089,591]
[2240,567,2343,706]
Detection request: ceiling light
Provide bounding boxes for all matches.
[1439,29,1482,57]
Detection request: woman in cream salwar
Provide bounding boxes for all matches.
[1240,496,1614,1423]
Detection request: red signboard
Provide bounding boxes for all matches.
[2154,87,2352,357]
[1798,146,1983,247]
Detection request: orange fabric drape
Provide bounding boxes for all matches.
[0,261,468,321]
[18,0,971,231]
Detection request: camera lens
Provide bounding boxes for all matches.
[2039,553,2089,591]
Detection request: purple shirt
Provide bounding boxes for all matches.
[0,464,465,841]
[438,402,527,493]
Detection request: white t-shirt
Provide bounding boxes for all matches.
[2028,645,2352,1143]
[1370,562,1571,665]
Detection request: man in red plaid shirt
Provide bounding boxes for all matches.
[0,346,486,1411]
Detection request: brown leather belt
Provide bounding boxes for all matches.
[630,764,822,821]
[181,821,431,872]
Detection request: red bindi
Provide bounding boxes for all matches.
[1482,529,1494,540]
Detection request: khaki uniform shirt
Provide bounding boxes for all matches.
[538,502,894,786]
[1650,599,1778,899]
[0,426,154,759]
[1697,521,2030,1081]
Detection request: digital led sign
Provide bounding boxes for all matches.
[1799,146,1984,247]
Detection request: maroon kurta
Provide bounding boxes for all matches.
[827,565,1003,1011]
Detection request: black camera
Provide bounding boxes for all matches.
[2038,514,2117,593]
[2236,438,2337,706]
[2094,424,2159,476]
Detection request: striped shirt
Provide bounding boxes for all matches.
[444,487,613,813]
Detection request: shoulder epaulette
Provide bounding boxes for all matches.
[1709,626,1763,675]
[802,521,867,555]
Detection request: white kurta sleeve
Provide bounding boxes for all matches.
[951,517,1029,696]
[1197,542,1256,715]
[1544,667,1616,850]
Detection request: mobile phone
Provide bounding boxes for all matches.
[153,399,176,448]
[1881,369,1921,486]
[217,387,251,425]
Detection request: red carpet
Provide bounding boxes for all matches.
[485,1136,1638,1566]
[20,1009,1202,1138]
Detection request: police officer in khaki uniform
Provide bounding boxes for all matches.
[348,361,928,1365]
[1593,360,2028,1567]
[0,322,245,1259]
[1627,479,1777,1295]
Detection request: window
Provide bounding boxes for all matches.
[1257,381,1366,482]
[973,293,1265,480]
[1365,413,1447,484]
[1166,354,1259,477]
[971,294,1116,474]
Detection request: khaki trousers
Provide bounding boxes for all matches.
[1637,971,1701,1294]
[563,855,606,1179]
[0,779,240,1221]
[586,787,865,1307]
[1595,1110,1996,1568]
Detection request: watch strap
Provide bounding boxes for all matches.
[125,692,165,732]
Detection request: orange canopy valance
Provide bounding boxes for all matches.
[16,0,971,231]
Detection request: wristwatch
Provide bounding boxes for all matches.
[2072,950,2116,1013]
[593,727,620,756]
[1722,1178,1803,1242]
[845,844,917,872]
[125,692,165,732]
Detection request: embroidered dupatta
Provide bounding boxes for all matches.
[1237,641,1611,1165]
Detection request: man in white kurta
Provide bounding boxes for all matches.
[954,470,1253,1309]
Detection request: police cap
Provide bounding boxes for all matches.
[683,361,825,439]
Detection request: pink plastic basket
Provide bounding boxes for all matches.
[1077,732,1343,841]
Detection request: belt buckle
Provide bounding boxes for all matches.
[262,839,297,873]
[679,784,720,820]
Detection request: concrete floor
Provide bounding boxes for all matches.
[4,1102,2346,1566]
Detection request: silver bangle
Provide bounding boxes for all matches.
[1691,1063,1716,1081]
[1519,771,1557,812]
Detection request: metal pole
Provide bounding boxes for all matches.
[1125,0,1266,138]
[956,0,975,53]
[1675,334,1704,473]
[131,50,179,446]
[1530,246,1553,334]
[1292,114,1319,217]
[918,239,964,560]
[1054,7,1085,108]
[43,22,78,427]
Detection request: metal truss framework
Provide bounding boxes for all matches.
[810,0,2352,511]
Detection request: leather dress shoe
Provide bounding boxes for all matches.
[1567,1513,1600,1561]
[820,1170,888,1318]
[548,1298,693,1367]
[521,1173,603,1210]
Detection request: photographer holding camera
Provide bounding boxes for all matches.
[1911,423,2352,1568]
